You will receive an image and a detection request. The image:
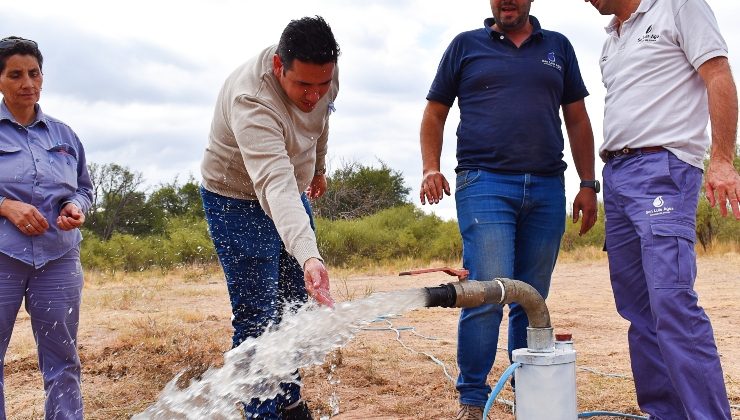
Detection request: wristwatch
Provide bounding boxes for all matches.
[580,180,600,193]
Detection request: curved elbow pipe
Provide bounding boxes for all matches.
[424,278,553,352]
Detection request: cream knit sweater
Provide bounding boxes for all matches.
[201,45,339,267]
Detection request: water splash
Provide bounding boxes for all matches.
[135,288,428,419]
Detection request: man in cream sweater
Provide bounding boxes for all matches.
[200,16,339,420]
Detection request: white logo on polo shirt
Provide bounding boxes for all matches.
[637,25,660,44]
[646,195,673,216]
[541,51,562,71]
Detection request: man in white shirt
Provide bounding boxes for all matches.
[584,0,738,418]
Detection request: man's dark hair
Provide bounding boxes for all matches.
[0,36,43,74]
[276,16,340,71]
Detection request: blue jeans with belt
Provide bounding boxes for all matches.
[603,150,730,420]
[454,169,565,407]
[200,187,313,419]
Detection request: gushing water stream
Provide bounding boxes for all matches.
[134,288,428,419]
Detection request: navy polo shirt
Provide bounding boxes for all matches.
[427,16,589,176]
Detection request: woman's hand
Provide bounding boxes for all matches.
[57,203,85,231]
[0,198,49,236]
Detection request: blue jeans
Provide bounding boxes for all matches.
[603,150,730,420]
[200,187,314,419]
[454,170,565,407]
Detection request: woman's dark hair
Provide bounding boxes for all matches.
[276,16,340,71]
[0,36,43,74]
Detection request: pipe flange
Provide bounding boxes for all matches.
[495,279,506,305]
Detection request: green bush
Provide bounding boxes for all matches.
[81,231,156,271]
[80,216,216,272]
[697,198,740,250]
[80,197,738,273]
[312,160,410,220]
[696,154,740,250]
[562,198,739,253]
[158,218,217,265]
[561,202,606,252]
[316,204,462,267]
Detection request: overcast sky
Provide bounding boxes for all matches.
[2,0,738,220]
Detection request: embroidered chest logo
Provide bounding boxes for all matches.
[541,51,562,71]
[646,195,673,217]
[637,25,660,44]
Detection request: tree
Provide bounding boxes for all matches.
[114,191,167,236]
[177,178,205,219]
[312,160,411,220]
[147,176,204,219]
[86,163,145,240]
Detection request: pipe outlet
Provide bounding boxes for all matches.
[424,278,553,352]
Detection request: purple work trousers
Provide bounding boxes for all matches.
[603,150,731,420]
[0,248,84,420]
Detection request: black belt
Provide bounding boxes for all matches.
[601,146,665,162]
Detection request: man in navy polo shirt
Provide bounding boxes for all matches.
[419,1,597,418]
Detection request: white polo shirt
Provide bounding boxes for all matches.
[599,0,728,168]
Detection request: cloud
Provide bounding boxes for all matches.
[0,14,213,106]
[2,0,738,222]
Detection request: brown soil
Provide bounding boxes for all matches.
[3,255,738,419]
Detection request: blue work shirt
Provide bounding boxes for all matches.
[427,16,589,176]
[0,101,93,268]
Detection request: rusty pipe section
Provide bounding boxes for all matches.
[424,278,554,352]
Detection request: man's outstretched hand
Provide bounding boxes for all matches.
[304,257,334,307]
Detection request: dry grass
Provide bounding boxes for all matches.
[3,254,738,419]
[557,245,606,263]
[4,265,232,419]
[696,240,740,257]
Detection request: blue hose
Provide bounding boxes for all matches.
[482,362,521,419]
[578,411,648,419]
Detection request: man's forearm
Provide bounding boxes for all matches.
[702,58,738,163]
[420,129,443,173]
[420,101,450,173]
[564,101,596,180]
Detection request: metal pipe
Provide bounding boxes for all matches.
[424,278,553,352]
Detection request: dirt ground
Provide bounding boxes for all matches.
[3,254,739,419]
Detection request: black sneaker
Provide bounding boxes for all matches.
[282,400,313,420]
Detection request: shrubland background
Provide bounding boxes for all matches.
[7,158,738,418]
[80,156,740,272]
